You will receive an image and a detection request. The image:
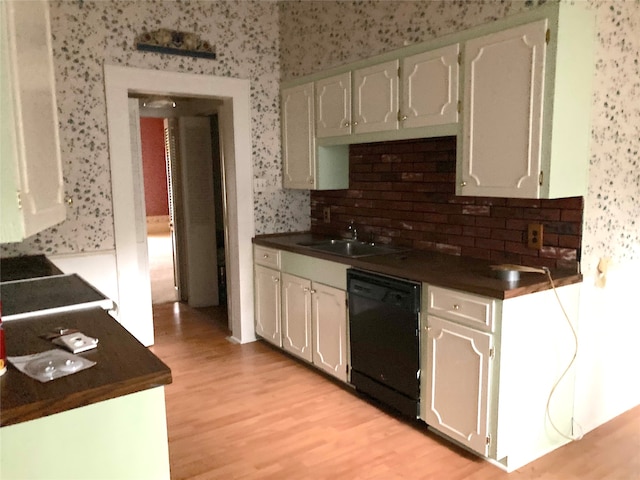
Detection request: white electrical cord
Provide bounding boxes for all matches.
[542,266,584,442]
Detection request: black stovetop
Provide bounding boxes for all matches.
[0,255,63,283]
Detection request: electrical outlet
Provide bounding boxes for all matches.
[527,223,544,249]
[323,207,331,223]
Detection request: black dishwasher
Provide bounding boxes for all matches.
[348,269,421,418]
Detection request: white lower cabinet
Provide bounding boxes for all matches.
[422,283,581,472]
[254,248,349,382]
[281,272,348,381]
[254,264,282,347]
[311,282,348,382]
[422,314,493,456]
[281,273,313,362]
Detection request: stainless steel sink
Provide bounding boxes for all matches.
[297,239,406,258]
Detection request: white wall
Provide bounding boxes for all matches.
[574,263,640,433]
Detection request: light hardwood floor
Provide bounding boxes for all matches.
[148,230,179,305]
[150,302,640,480]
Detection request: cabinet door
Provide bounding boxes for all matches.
[0,0,65,243]
[254,265,281,347]
[401,44,459,128]
[281,273,313,362]
[460,20,547,198]
[316,72,351,138]
[282,83,316,189]
[423,315,493,456]
[311,283,348,382]
[353,60,399,134]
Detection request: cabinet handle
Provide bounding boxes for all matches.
[263,254,269,259]
[273,277,279,283]
[401,115,407,121]
[453,304,460,310]
[344,121,350,128]
[309,178,314,184]
[352,121,358,126]
[303,287,310,292]
[460,181,467,187]
[310,289,316,294]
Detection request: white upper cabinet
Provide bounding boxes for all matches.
[0,0,66,243]
[282,82,349,191]
[282,83,316,189]
[313,48,459,141]
[316,72,352,138]
[281,3,594,197]
[459,5,595,199]
[353,60,399,134]
[401,44,460,129]
[460,21,546,199]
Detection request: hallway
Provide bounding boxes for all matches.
[148,227,179,304]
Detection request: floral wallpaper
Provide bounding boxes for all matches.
[1,0,309,257]
[3,0,638,275]
[279,0,640,273]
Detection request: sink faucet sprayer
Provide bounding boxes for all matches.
[347,220,358,241]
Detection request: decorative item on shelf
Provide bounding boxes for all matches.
[135,28,216,59]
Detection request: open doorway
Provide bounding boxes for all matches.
[104,65,256,346]
[139,116,178,304]
[137,97,227,308]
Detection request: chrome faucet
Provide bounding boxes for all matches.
[347,220,358,241]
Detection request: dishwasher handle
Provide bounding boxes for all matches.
[348,271,420,313]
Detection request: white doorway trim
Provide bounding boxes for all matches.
[104,64,255,345]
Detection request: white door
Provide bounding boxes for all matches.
[282,83,315,189]
[312,282,348,382]
[177,117,219,307]
[281,273,313,362]
[254,265,281,347]
[460,20,547,198]
[401,44,459,128]
[126,98,154,330]
[163,119,183,300]
[423,315,493,456]
[353,60,399,134]
[316,72,352,138]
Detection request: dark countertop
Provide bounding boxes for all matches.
[0,255,63,282]
[253,232,582,299]
[0,308,172,427]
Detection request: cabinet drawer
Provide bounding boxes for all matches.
[254,246,281,269]
[427,286,495,332]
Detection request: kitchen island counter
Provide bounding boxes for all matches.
[0,308,172,480]
[253,232,582,299]
[0,307,171,427]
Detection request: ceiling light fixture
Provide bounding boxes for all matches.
[142,96,176,109]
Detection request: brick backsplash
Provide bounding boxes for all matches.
[310,137,582,271]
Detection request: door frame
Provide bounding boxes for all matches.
[104,65,255,345]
